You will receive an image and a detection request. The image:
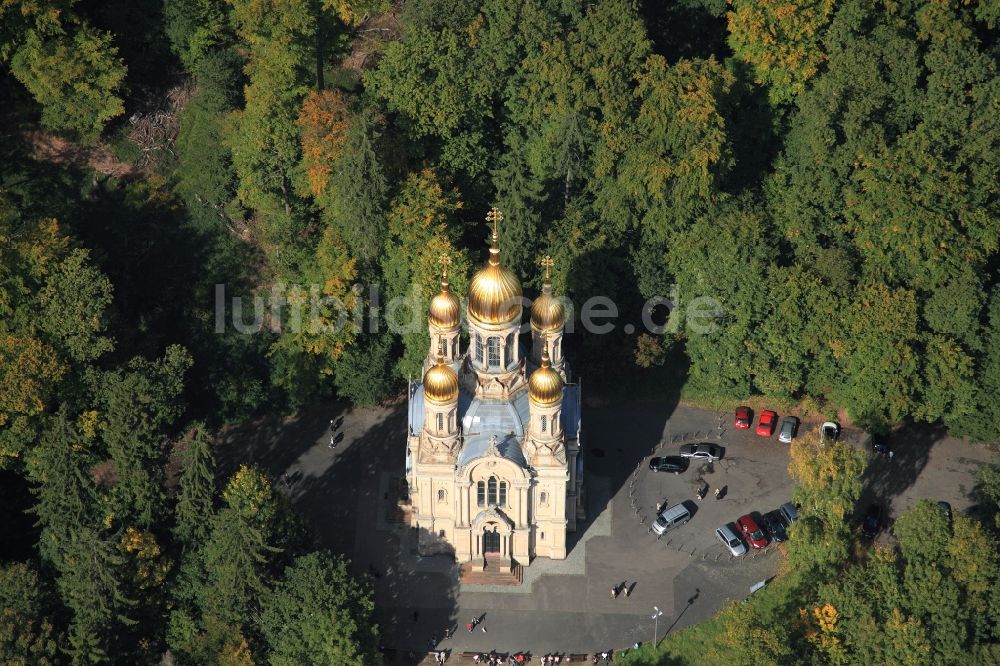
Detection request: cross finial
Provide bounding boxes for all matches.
[539,255,554,280]
[486,207,503,239]
[438,253,451,279]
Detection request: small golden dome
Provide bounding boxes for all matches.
[530,280,564,333]
[423,355,459,404]
[529,342,564,406]
[428,279,461,329]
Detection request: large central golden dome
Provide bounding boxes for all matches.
[529,341,564,406]
[468,222,522,326]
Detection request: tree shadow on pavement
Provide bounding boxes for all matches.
[857,420,945,517]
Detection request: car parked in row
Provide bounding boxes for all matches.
[737,514,769,549]
[779,503,799,526]
[648,455,688,474]
[652,503,692,536]
[778,416,799,443]
[762,510,788,542]
[756,410,778,437]
[716,524,747,557]
[734,406,753,429]
[678,443,723,461]
[821,421,840,443]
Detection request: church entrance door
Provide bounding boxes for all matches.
[483,529,500,555]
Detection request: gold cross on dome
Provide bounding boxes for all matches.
[438,253,451,278]
[486,207,503,237]
[539,255,554,280]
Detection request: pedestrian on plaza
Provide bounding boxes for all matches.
[610,585,618,599]
[623,583,631,598]
[473,654,481,664]
[714,487,721,500]
[467,622,474,633]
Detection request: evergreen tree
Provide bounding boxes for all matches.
[258,551,380,664]
[174,422,217,548]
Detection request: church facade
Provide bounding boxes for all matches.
[403,209,584,566]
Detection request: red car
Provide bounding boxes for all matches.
[737,514,769,549]
[756,410,778,437]
[734,406,752,429]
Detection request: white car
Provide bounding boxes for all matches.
[678,443,723,461]
[821,421,840,443]
[716,524,747,556]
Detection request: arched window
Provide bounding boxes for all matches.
[505,333,515,366]
[452,337,459,358]
[498,481,507,506]
[540,491,548,505]
[475,333,484,364]
[487,337,500,368]
[540,415,548,433]
[436,413,444,432]
[487,476,498,505]
[437,489,446,502]
[477,481,485,506]
[553,338,560,358]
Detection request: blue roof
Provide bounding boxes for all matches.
[561,384,581,438]
[458,432,527,467]
[407,378,582,468]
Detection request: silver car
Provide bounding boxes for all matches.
[678,443,722,461]
[778,416,799,443]
[716,524,747,556]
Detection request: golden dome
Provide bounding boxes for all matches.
[531,279,564,333]
[468,208,523,326]
[428,277,461,330]
[423,355,459,404]
[529,342,564,406]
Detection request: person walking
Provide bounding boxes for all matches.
[623,583,631,598]
[714,487,721,500]
[467,621,474,633]
[611,585,618,599]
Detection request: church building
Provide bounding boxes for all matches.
[404,208,584,566]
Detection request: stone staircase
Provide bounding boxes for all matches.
[460,558,523,586]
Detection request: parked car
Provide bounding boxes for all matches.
[937,501,953,523]
[734,406,753,429]
[716,524,747,557]
[652,503,692,536]
[649,456,688,474]
[678,443,723,461]
[779,502,799,526]
[756,410,778,437]
[862,503,882,538]
[872,436,891,458]
[737,514,769,549]
[762,510,788,542]
[778,416,799,443]
[821,421,840,443]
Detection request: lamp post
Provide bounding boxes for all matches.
[652,606,664,647]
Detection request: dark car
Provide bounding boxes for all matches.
[734,406,753,429]
[649,456,688,474]
[862,503,882,538]
[778,416,799,443]
[762,510,788,542]
[937,501,953,523]
[872,436,891,458]
[737,514,769,549]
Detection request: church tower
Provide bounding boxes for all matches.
[530,256,567,376]
[464,208,526,399]
[526,338,569,559]
[426,255,461,368]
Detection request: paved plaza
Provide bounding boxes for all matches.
[217,397,997,662]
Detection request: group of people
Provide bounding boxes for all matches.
[469,654,594,664]
[610,582,632,599]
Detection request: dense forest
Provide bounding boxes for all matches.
[1,0,999,663]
